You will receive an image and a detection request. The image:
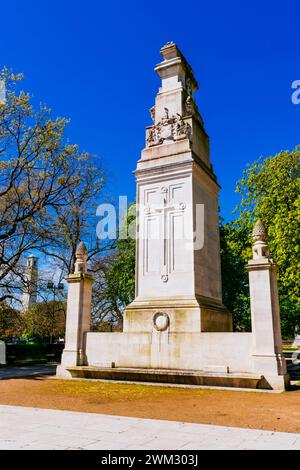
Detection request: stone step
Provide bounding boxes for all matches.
[66,366,270,389]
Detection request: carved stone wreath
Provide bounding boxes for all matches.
[153,312,170,332]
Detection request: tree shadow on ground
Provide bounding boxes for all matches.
[0,364,56,381]
[0,374,54,381]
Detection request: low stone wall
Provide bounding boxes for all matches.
[85,332,253,374]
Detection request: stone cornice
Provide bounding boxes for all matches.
[135,153,219,189]
[246,261,278,272]
[67,273,94,283]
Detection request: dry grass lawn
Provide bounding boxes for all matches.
[1,376,300,433]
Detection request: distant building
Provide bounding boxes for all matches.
[22,256,39,312]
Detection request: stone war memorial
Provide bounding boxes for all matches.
[57,42,290,391]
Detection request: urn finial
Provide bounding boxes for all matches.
[252,220,270,259]
[252,219,268,242]
[74,241,88,273]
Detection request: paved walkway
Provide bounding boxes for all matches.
[0,405,299,450]
[0,365,56,380]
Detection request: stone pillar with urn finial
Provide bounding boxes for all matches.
[247,220,289,389]
[56,241,94,378]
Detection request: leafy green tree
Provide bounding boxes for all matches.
[0,67,107,303]
[23,300,66,342]
[0,303,22,339]
[38,154,107,276]
[220,222,251,331]
[0,302,24,339]
[92,205,136,330]
[235,147,300,337]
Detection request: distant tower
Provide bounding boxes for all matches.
[22,256,39,312]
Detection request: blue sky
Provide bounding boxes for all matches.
[1,0,299,220]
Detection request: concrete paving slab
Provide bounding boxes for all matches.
[0,404,299,450]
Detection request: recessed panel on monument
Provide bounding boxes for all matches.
[124,42,232,333]
[137,176,194,298]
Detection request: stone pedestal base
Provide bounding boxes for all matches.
[262,374,290,391]
[252,354,287,376]
[81,331,289,391]
[252,354,289,390]
[60,348,87,368]
[56,364,74,379]
[124,296,232,333]
[63,366,270,389]
[57,348,84,379]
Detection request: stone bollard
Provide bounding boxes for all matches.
[0,340,6,365]
[247,220,289,390]
[56,241,93,378]
[292,333,300,348]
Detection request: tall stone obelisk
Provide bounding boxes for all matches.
[125,42,232,333]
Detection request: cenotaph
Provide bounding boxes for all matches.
[57,43,289,390]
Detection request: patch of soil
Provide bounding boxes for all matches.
[1,376,300,433]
